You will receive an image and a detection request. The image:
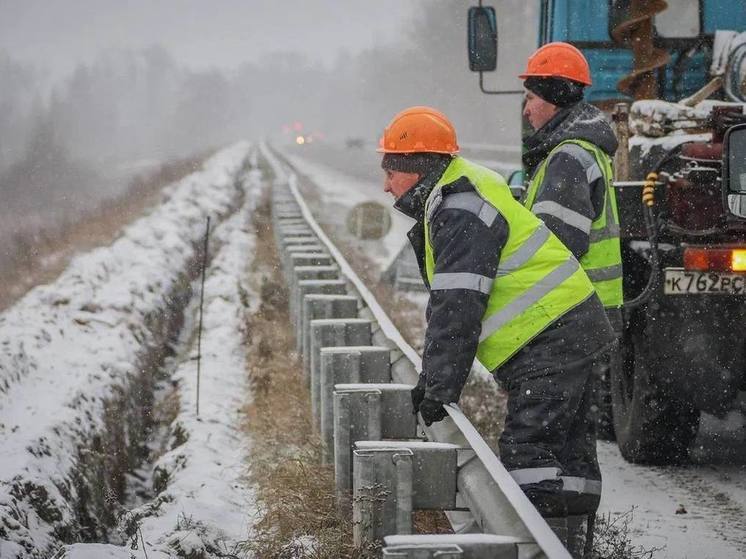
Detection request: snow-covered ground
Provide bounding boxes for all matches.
[0,143,258,558]
[282,143,746,559]
[61,160,262,559]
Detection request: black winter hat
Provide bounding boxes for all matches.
[381,152,452,175]
[524,76,585,108]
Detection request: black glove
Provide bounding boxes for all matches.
[410,374,427,414]
[419,398,448,426]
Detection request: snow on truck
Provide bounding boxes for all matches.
[468,0,746,464]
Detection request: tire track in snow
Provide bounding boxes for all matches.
[665,465,746,556]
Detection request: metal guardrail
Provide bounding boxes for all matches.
[260,142,572,559]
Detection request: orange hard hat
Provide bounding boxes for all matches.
[377,106,459,154]
[519,42,592,86]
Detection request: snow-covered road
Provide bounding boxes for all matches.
[282,142,746,559]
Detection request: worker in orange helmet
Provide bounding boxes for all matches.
[520,40,623,456]
[379,106,614,554]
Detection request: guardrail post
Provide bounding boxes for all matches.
[333,384,419,499]
[273,209,302,217]
[288,266,340,323]
[301,295,358,373]
[275,228,313,255]
[276,223,312,237]
[382,545,463,559]
[273,205,302,215]
[382,534,526,558]
[277,227,314,248]
[286,252,333,283]
[294,279,348,342]
[318,348,391,462]
[282,243,326,272]
[309,319,371,415]
[277,222,312,234]
[274,216,305,226]
[276,232,317,257]
[352,441,459,549]
[394,452,413,535]
[280,235,319,248]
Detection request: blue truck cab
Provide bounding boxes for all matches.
[468,0,746,465]
[542,0,746,103]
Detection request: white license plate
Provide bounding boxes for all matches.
[664,268,746,295]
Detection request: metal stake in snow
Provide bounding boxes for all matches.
[196,216,210,418]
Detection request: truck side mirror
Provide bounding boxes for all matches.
[724,123,746,218]
[507,169,526,200]
[468,6,498,72]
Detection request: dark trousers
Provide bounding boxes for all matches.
[498,351,602,517]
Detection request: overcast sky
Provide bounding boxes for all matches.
[0,0,418,77]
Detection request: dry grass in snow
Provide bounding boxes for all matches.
[0,154,210,312]
[240,191,377,558]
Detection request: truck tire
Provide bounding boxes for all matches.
[610,318,700,464]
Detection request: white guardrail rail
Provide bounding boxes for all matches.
[259,142,571,559]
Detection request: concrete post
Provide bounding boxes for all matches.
[332,384,419,497]
[308,318,371,412]
[301,295,358,373]
[293,279,348,348]
[318,347,391,462]
[382,534,526,559]
[352,441,459,548]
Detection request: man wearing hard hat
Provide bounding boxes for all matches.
[520,42,623,444]
[379,106,614,552]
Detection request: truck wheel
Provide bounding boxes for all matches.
[610,320,700,464]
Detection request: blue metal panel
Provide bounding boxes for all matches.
[551,0,610,42]
[703,0,746,33]
[660,51,708,101]
[582,50,709,102]
[544,0,746,102]
[583,49,632,102]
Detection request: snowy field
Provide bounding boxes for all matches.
[0,144,260,558]
[282,143,746,559]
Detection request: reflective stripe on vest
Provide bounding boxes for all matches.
[524,139,623,309]
[509,467,602,495]
[423,157,595,371]
[431,272,493,294]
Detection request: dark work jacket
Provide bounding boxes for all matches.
[523,102,618,262]
[395,163,614,404]
[523,101,622,331]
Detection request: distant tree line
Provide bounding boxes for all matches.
[0,2,533,224]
